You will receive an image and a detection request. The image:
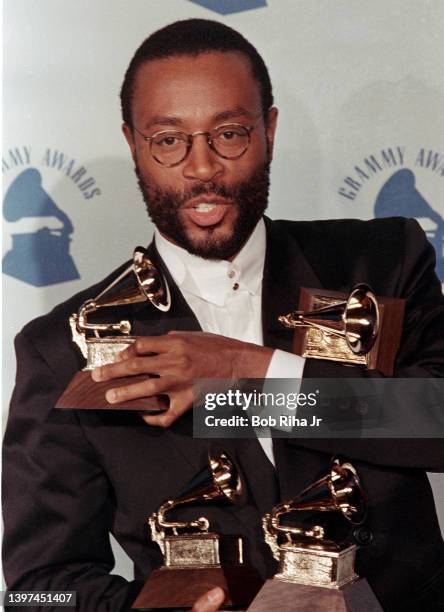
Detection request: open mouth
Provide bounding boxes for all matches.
[183,197,233,227]
[192,202,219,213]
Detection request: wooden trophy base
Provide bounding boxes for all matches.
[132,565,263,610]
[247,577,383,612]
[55,370,168,412]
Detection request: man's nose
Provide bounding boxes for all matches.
[182,134,224,182]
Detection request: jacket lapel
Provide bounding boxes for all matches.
[262,217,323,352]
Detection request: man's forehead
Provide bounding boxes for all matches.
[134,50,255,82]
[131,51,262,126]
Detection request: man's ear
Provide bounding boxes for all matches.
[265,107,278,161]
[122,122,137,161]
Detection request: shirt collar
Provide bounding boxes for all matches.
[154,218,266,307]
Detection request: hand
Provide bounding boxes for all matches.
[91,331,273,427]
[191,587,225,611]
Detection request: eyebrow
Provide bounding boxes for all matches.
[212,107,254,122]
[142,107,255,131]
[142,116,184,130]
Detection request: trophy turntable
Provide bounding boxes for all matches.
[248,460,383,611]
[132,447,263,610]
[56,246,171,411]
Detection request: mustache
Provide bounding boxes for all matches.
[166,182,237,208]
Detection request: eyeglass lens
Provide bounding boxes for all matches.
[151,124,250,165]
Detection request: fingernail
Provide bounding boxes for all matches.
[91,368,102,382]
[207,587,223,603]
[106,389,117,403]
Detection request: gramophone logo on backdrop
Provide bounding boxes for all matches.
[337,147,444,281]
[2,146,101,287]
[187,0,267,14]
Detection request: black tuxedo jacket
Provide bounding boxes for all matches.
[3,217,444,612]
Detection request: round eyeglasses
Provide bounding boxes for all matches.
[133,114,264,167]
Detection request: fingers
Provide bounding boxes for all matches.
[139,406,182,428]
[119,335,176,359]
[140,389,193,427]
[191,587,225,612]
[104,374,176,404]
[92,354,170,382]
[92,334,193,382]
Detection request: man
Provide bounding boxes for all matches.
[3,19,444,612]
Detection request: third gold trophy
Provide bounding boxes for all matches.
[132,446,263,610]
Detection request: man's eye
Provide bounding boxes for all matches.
[157,136,179,147]
[220,130,239,140]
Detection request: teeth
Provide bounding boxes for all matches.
[194,203,217,212]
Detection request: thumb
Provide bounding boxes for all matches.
[191,587,225,612]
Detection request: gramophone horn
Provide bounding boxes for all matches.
[156,446,245,531]
[343,284,379,354]
[265,460,367,548]
[92,246,170,313]
[133,247,171,312]
[279,283,379,356]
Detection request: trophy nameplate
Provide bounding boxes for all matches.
[132,448,263,610]
[248,460,383,611]
[279,284,405,376]
[56,246,171,411]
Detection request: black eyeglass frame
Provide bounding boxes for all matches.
[132,113,265,167]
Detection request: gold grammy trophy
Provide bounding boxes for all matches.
[279,283,405,375]
[56,246,171,411]
[132,447,263,610]
[248,461,383,611]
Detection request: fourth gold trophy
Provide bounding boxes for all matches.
[248,460,383,611]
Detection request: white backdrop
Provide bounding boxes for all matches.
[3,0,444,579]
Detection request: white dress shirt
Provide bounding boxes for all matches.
[155,218,305,465]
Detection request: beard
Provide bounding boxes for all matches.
[135,162,270,260]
